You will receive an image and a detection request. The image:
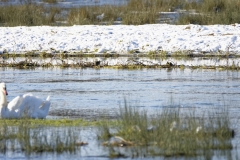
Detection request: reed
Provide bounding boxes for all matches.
[1,0,239,26]
[0,120,80,155]
[99,102,234,157]
[178,0,240,25]
[0,103,235,157]
[67,0,240,25]
[0,1,62,26]
[68,5,125,25]
[0,117,120,155]
[67,0,176,25]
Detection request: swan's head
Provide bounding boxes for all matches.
[0,82,8,95]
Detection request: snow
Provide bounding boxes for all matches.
[1,24,240,55]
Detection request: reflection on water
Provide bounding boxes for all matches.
[0,67,240,159]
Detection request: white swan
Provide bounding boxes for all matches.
[0,82,51,119]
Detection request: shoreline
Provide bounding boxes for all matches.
[1,54,240,70]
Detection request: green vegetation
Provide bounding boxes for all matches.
[0,103,235,158]
[0,0,240,26]
[0,118,117,127]
[0,119,78,154]
[0,118,116,154]
[98,103,234,157]
[178,0,240,25]
[0,1,62,26]
[42,0,58,4]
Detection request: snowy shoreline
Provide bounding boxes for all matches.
[1,24,240,55]
[1,56,240,68]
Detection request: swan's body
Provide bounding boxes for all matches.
[0,82,51,119]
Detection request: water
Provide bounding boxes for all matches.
[1,67,240,159]
[1,67,240,113]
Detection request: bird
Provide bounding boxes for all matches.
[0,82,51,119]
[196,126,202,133]
[170,121,177,132]
[96,13,104,21]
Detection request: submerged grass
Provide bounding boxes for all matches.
[0,118,116,155]
[0,103,235,158]
[98,102,234,157]
[0,119,78,155]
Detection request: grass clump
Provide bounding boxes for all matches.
[0,119,80,155]
[99,103,234,158]
[0,1,62,26]
[178,0,240,25]
[68,5,123,25]
[0,118,118,155]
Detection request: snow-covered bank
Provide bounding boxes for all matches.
[1,24,240,55]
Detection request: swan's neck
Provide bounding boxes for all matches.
[0,90,7,107]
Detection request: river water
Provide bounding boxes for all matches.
[0,67,240,159]
[1,67,240,114]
